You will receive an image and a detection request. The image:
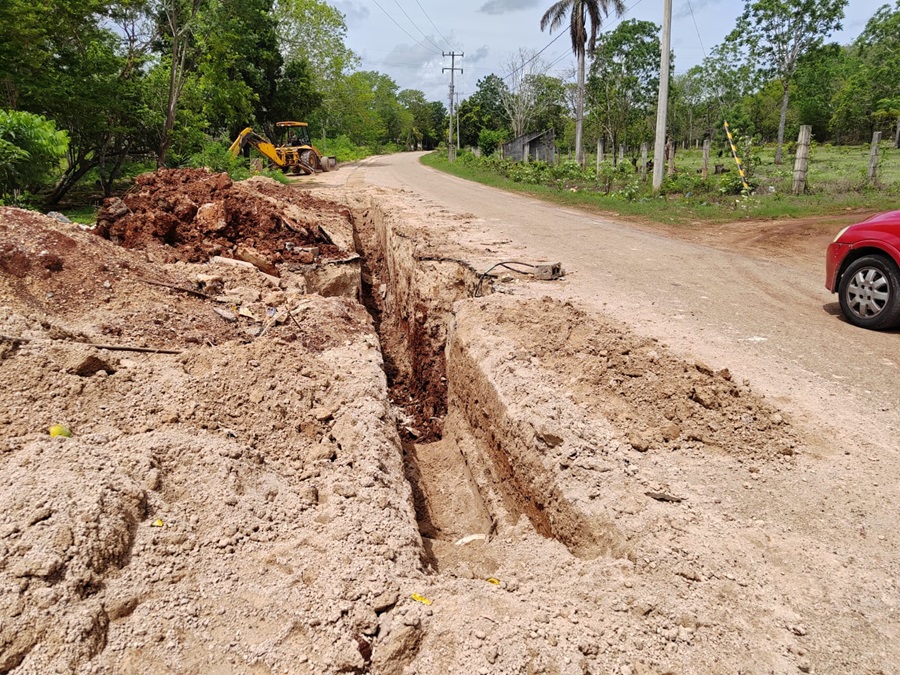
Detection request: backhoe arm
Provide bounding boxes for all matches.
[227,127,285,167]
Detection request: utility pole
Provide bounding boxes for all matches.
[443,51,463,162]
[652,0,672,191]
[455,91,462,151]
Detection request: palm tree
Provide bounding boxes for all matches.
[541,0,624,164]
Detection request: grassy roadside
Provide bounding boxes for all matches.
[420,149,899,226]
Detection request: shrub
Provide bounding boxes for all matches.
[0,110,69,203]
[477,129,507,157]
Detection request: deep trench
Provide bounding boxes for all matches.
[349,202,616,568]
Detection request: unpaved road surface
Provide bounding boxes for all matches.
[343,152,899,454]
[1,159,898,675]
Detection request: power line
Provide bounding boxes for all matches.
[371,0,441,55]
[393,0,443,52]
[414,0,456,51]
[502,0,648,85]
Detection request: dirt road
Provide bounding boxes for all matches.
[337,152,900,456]
[313,153,899,672]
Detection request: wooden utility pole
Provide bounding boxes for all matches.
[652,0,672,191]
[791,125,812,195]
[442,52,463,162]
[701,138,710,180]
[868,131,882,184]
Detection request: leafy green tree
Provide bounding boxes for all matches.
[154,0,205,167]
[274,0,359,138]
[458,75,509,147]
[830,2,899,144]
[399,89,446,150]
[729,0,847,163]
[264,58,321,133]
[586,19,659,160]
[530,75,568,138]
[789,43,848,140]
[540,0,625,164]
[0,110,69,200]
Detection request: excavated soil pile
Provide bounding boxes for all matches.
[0,205,425,674]
[95,169,351,266]
[486,298,798,460]
[0,208,244,349]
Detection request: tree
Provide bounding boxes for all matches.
[729,0,847,164]
[586,19,659,161]
[499,49,548,138]
[789,43,848,141]
[830,2,900,145]
[540,0,625,165]
[155,0,205,167]
[458,75,509,147]
[274,0,359,139]
[0,110,68,201]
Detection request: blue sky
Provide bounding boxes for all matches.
[333,0,886,103]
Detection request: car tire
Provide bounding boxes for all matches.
[838,255,900,330]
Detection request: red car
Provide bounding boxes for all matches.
[826,210,900,330]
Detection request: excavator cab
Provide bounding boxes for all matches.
[278,121,312,148]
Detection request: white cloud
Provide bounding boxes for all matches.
[479,0,541,15]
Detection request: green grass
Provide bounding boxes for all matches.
[57,204,99,225]
[422,143,899,226]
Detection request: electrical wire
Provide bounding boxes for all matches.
[502,0,648,87]
[413,0,456,51]
[393,0,444,53]
[473,261,537,298]
[372,0,441,55]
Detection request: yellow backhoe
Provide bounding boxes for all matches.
[228,121,335,175]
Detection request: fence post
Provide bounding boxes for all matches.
[868,131,882,184]
[792,125,812,195]
[701,139,710,180]
[666,137,675,176]
[640,143,648,181]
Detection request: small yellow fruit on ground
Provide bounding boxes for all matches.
[49,424,72,438]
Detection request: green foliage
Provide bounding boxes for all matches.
[459,75,510,148]
[477,129,508,157]
[0,110,69,201]
[586,19,660,152]
[189,140,287,182]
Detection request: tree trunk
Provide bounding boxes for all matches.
[575,47,585,166]
[895,116,899,149]
[774,80,790,165]
[46,158,96,205]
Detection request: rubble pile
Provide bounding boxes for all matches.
[95,169,352,267]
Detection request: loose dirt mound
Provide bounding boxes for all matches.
[95,169,352,265]
[0,205,423,673]
[486,297,799,460]
[0,207,245,349]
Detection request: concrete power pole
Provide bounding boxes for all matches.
[443,52,463,162]
[455,91,462,150]
[652,0,672,192]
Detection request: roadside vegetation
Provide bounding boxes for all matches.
[422,140,899,226]
[0,0,447,218]
[1,0,897,226]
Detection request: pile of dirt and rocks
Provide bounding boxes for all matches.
[95,169,353,269]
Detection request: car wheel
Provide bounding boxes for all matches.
[838,255,900,330]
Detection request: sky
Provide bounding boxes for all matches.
[331,0,887,104]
